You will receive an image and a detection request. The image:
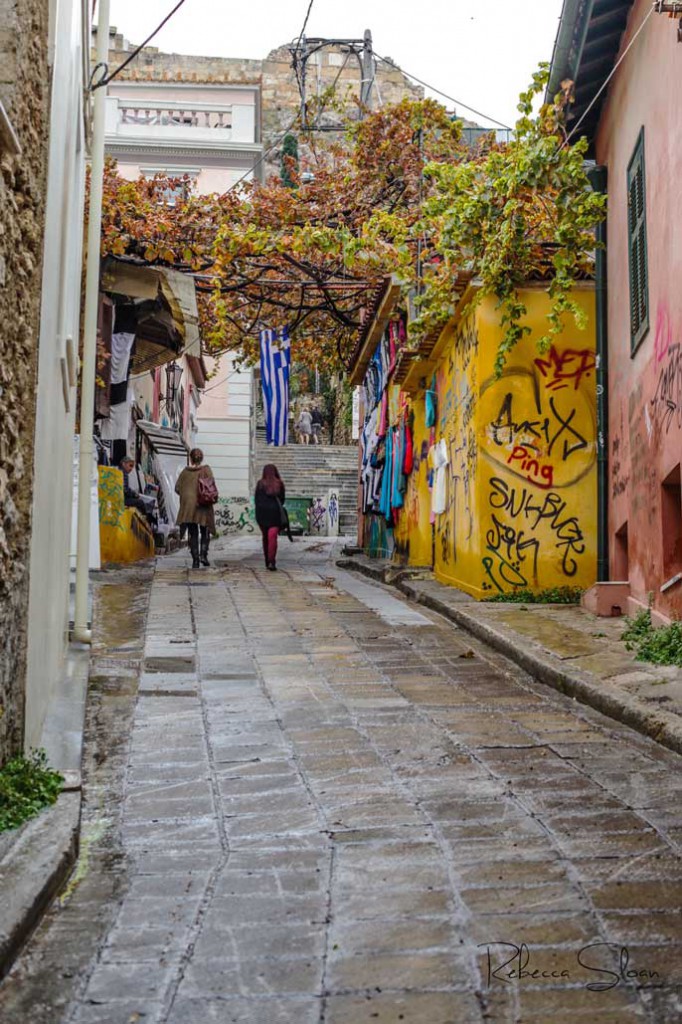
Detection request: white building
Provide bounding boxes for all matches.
[24,0,90,749]
[103,67,262,508]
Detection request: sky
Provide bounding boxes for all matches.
[108,0,566,129]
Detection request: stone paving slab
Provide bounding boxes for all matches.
[0,536,680,1024]
[338,554,682,755]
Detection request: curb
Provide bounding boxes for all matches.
[337,557,682,757]
[0,791,80,980]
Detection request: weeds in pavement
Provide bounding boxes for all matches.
[483,586,583,605]
[621,609,682,667]
[0,749,63,832]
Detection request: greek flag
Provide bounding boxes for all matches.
[259,327,291,446]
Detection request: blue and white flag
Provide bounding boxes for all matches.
[259,327,291,446]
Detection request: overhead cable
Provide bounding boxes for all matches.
[294,0,316,54]
[375,54,512,130]
[225,114,301,194]
[563,3,655,146]
[94,0,189,89]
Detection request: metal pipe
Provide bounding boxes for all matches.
[589,164,609,582]
[73,0,110,644]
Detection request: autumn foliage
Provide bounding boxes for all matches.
[98,75,605,375]
[99,99,463,372]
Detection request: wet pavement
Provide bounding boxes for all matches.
[0,537,680,1023]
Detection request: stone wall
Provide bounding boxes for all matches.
[0,0,50,762]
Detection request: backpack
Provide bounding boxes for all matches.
[197,473,219,506]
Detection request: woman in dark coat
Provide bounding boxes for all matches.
[255,464,285,571]
[175,448,217,568]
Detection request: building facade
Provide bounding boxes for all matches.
[350,281,598,599]
[0,0,89,759]
[1,0,51,760]
[96,31,424,515]
[549,0,682,622]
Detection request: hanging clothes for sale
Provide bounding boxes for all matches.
[430,438,449,516]
[379,427,394,523]
[388,321,398,374]
[403,412,414,476]
[378,390,388,438]
[425,373,438,428]
[391,423,405,510]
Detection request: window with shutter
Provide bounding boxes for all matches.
[627,129,649,354]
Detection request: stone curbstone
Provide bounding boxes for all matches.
[0,791,80,980]
[337,556,682,757]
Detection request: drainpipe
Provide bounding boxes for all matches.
[73,0,110,644]
[589,165,609,582]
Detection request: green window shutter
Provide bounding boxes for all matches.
[627,129,649,354]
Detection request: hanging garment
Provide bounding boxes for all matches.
[403,415,414,476]
[379,428,393,522]
[110,332,136,386]
[388,321,398,374]
[425,373,438,428]
[430,438,449,516]
[391,425,404,510]
[378,390,389,438]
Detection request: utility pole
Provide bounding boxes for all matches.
[290,30,376,128]
[299,36,308,130]
[360,29,374,111]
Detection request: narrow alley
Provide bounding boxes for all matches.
[0,538,679,1024]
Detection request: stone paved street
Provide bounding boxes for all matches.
[0,537,681,1023]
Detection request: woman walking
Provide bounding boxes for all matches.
[175,448,218,568]
[296,407,313,445]
[255,464,285,571]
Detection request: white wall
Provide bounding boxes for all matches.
[195,355,252,499]
[24,0,88,749]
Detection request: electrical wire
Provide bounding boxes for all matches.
[95,0,189,89]
[375,54,512,130]
[294,0,316,54]
[224,112,301,194]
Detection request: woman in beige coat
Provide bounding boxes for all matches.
[175,448,217,568]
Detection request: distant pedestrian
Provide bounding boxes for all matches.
[255,464,286,571]
[296,407,312,445]
[311,404,324,445]
[175,448,218,568]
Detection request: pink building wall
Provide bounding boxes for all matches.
[596,1,682,619]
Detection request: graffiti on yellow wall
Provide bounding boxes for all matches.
[429,288,597,597]
[98,467,155,564]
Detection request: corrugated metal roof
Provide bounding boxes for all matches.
[547,0,636,147]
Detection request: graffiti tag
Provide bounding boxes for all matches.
[534,346,596,391]
[651,343,682,435]
[506,445,554,490]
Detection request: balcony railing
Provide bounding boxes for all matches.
[119,102,232,130]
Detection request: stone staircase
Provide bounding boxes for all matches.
[254,429,359,536]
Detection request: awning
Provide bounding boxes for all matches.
[135,419,188,455]
[136,420,188,528]
[101,259,201,374]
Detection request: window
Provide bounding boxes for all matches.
[627,128,649,354]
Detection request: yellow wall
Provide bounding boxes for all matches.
[359,286,597,596]
[429,289,597,596]
[98,467,156,564]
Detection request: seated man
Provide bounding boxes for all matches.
[119,457,157,527]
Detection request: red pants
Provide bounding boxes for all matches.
[261,525,279,565]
